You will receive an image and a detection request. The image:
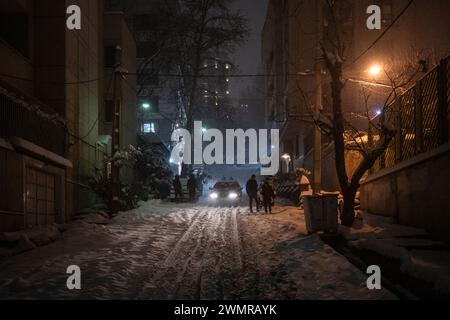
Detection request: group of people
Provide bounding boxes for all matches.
[246,175,276,214]
[173,174,204,202]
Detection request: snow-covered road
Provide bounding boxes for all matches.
[0,201,395,300]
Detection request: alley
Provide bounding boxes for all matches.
[0,201,393,300]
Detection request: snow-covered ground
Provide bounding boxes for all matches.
[340,213,450,296]
[0,201,394,300]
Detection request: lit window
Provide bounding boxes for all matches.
[143,123,156,133]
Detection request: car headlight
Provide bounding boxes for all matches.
[210,192,219,199]
[228,192,238,199]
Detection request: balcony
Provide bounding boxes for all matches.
[0,80,66,156]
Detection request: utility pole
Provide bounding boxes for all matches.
[313,0,323,194]
[111,46,122,215]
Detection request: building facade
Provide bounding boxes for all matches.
[0,0,138,232]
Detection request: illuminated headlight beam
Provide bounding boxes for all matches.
[228,192,238,199]
[210,193,219,199]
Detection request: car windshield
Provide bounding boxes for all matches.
[214,182,240,189]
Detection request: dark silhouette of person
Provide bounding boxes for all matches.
[159,180,171,200]
[173,175,183,202]
[261,179,275,214]
[246,175,259,213]
[187,174,197,202]
[196,172,204,197]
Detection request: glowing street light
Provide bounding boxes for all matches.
[142,103,150,109]
[368,64,382,77]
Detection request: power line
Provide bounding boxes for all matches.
[125,72,315,78]
[0,72,108,85]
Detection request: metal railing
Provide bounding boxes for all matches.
[378,56,450,171]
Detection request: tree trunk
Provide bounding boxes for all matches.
[341,187,357,226]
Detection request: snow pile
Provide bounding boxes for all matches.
[343,212,450,295]
[74,209,109,225]
[63,220,115,240]
[339,213,427,241]
[243,207,395,300]
[0,225,63,258]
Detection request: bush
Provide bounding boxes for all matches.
[89,144,173,214]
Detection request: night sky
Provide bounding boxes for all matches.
[233,0,269,75]
[227,0,269,129]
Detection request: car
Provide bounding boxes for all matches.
[209,181,243,204]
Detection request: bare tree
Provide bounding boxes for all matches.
[319,0,423,226]
[166,0,249,131]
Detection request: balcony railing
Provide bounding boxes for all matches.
[0,83,66,156]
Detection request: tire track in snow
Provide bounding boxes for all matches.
[138,205,248,300]
[138,207,214,299]
[174,207,225,299]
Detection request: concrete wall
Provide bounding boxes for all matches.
[361,145,450,241]
[64,0,104,212]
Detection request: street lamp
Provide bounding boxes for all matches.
[142,103,150,109]
[368,64,382,77]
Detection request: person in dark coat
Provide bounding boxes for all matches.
[246,175,259,213]
[196,172,204,197]
[173,175,183,202]
[261,179,275,214]
[187,174,197,202]
[159,180,171,200]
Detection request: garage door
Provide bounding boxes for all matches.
[25,167,56,227]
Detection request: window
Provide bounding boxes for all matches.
[143,123,156,134]
[105,100,114,123]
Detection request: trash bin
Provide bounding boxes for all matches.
[303,194,338,234]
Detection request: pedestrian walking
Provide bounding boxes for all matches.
[261,179,275,214]
[187,174,198,202]
[173,175,183,202]
[246,175,259,213]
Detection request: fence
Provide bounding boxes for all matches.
[378,56,450,170]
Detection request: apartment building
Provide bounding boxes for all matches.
[0,0,105,231]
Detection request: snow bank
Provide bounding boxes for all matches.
[343,212,450,296]
[0,225,62,258]
[339,212,427,241]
